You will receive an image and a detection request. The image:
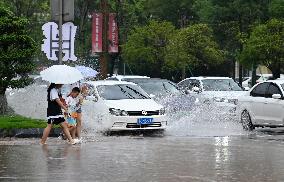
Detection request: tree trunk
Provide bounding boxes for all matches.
[251,63,257,87]
[0,93,8,115]
[181,67,186,80]
[274,62,281,79]
[269,61,281,79]
[238,64,243,87]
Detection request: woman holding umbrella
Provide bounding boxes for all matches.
[41,83,77,145]
[40,65,84,145]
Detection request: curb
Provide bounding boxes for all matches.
[0,128,61,138]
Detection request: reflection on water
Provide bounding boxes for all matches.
[215,136,230,176]
[0,136,284,181]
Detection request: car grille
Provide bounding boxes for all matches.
[127,111,159,116]
[126,122,162,128]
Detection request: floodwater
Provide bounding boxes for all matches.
[2,85,284,181]
[1,131,284,182]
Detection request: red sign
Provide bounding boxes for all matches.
[108,13,119,53]
[92,13,103,53]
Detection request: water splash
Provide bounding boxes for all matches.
[6,84,244,137]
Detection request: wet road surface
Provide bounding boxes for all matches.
[1,129,284,182]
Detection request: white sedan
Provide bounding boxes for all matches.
[178,77,246,116]
[82,81,167,131]
[238,80,284,130]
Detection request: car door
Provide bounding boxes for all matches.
[262,83,284,124]
[249,82,270,123]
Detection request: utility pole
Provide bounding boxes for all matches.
[99,0,109,79]
[58,0,63,65]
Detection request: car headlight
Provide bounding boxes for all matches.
[109,108,128,116]
[159,108,166,115]
[109,108,121,116]
[120,110,129,116]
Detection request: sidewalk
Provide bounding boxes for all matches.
[0,128,61,138]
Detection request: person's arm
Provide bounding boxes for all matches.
[56,98,68,112]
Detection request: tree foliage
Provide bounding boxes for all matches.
[0,6,36,114]
[145,0,197,27]
[240,19,284,78]
[122,20,175,77]
[165,24,224,78]
[269,0,284,19]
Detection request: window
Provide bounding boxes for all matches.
[97,84,150,100]
[178,79,201,90]
[136,81,180,95]
[266,83,282,98]
[250,83,269,97]
[202,79,243,91]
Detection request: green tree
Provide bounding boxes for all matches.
[145,0,197,28]
[194,0,270,82]
[165,24,224,79]
[3,0,50,67]
[269,0,284,19]
[122,20,175,77]
[240,19,284,79]
[0,6,36,114]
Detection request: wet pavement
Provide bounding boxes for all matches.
[4,86,284,181]
[1,129,284,182]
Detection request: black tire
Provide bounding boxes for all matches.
[241,110,255,131]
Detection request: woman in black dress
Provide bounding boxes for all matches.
[41,83,77,145]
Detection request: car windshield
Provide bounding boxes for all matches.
[202,79,243,91]
[135,81,180,95]
[97,84,150,100]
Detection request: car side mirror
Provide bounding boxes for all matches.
[192,86,201,93]
[85,95,98,102]
[272,94,282,99]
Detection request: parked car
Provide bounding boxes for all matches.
[238,80,284,130]
[124,78,181,98]
[106,75,150,81]
[82,81,167,131]
[123,78,197,115]
[178,77,246,116]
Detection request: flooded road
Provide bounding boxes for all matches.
[1,130,284,182]
[3,85,284,181]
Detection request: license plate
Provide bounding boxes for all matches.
[137,118,153,125]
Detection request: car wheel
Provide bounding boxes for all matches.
[241,110,254,131]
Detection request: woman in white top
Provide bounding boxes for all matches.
[41,83,78,145]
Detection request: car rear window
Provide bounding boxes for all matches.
[202,79,243,91]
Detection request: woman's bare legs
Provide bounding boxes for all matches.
[70,126,76,139]
[76,113,82,139]
[41,124,52,144]
[60,122,74,143]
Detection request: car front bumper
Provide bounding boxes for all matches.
[109,115,167,131]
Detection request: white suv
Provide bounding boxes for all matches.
[238,80,284,130]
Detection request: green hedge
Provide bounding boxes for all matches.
[0,115,47,129]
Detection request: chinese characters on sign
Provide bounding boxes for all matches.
[91,13,119,54]
[108,13,119,53]
[41,22,77,61]
[92,13,103,53]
